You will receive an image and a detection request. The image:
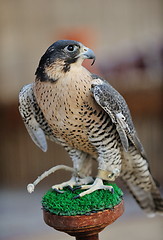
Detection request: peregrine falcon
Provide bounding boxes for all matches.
[19,40,163,216]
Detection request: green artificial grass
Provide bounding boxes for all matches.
[42,182,123,216]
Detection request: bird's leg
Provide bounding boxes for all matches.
[97,168,120,181]
[74,177,114,198]
[72,163,120,197]
[97,148,122,181]
[52,149,93,192]
[99,137,123,181]
[72,144,122,198]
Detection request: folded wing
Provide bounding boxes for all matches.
[91,76,146,158]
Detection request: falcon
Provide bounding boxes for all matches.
[19,40,163,216]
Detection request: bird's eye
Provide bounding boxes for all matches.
[64,45,78,52]
[67,45,74,51]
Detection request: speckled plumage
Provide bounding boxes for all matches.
[19,40,163,216]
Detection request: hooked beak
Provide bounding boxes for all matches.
[77,47,96,65]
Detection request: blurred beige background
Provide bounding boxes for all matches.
[0,0,163,240]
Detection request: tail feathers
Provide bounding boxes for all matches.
[122,178,163,217]
[151,186,163,215]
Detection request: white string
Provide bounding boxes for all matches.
[27,165,76,193]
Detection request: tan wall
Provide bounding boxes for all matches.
[0,0,162,103]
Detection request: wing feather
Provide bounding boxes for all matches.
[19,84,47,152]
[91,76,146,157]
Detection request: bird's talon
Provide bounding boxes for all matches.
[111,187,114,194]
[67,185,74,191]
[72,186,82,191]
[52,188,64,194]
[73,195,80,199]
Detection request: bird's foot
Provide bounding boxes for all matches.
[52,176,77,193]
[74,178,114,198]
[52,176,94,193]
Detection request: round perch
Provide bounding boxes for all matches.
[42,183,124,240]
[43,201,124,240]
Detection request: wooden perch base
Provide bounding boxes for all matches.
[43,200,124,240]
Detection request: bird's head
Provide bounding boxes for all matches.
[35,40,96,82]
